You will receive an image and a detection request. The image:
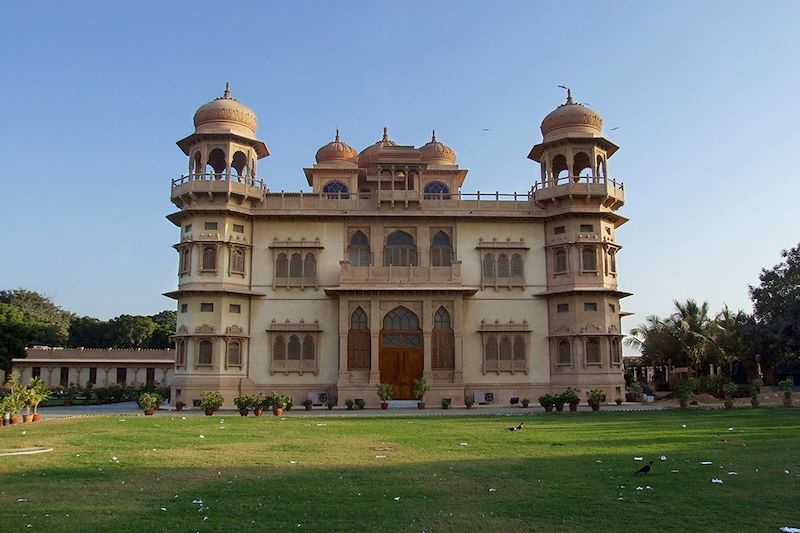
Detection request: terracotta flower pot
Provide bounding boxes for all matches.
[32,414,42,423]
[273,407,283,417]
[544,404,553,413]
[783,397,793,407]
[555,403,564,412]
[381,402,389,410]
[204,408,215,416]
[417,402,426,409]
[679,399,689,409]
[304,405,312,411]
[239,408,250,417]
[254,408,263,417]
[750,398,759,408]
[144,409,155,416]
[569,402,578,412]
[23,414,33,423]
[590,402,600,412]
[10,416,20,426]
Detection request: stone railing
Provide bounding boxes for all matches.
[532,175,624,204]
[339,261,462,285]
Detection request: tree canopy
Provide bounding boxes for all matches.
[0,289,72,346]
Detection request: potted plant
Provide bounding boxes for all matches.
[778,379,793,407]
[302,399,314,411]
[137,392,162,415]
[615,396,623,405]
[270,393,287,416]
[553,393,565,412]
[28,377,48,422]
[253,393,265,416]
[587,388,606,411]
[538,394,555,413]
[355,398,366,410]
[345,399,355,410]
[562,388,581,412]
[722,382,738,409]
[413,378,430,409]
[748,378,762,408]
[441,397,452,409]
[377,383,392,409]
[676,379,693,409]
[175,400,186,412]
[325,398,335,410]
[626,382,643,403]
[234,395,252,416]
[521,398,530,408]
[19,388,34,423]
[464,398,474,409]
[4,372,24,424]
[200,390,224,416]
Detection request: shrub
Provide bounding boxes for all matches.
[723,382,739,400]
[233,396,254,410]
[441,398,452,409]
[413,378,430,401]
[561,388,581,405]
[325,398,336,410]
[749,378,763,399]
[137,392,162,411]
[588,388,606,404]
[778,379,793,399]
[538,394,555,408]
[345,399,355,410]
[199,391,224,412]
[355,398,365,410]
[377,383,393,401]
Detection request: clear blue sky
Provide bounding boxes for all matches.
[2,1,798,352]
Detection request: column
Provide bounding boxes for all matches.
[369,299,380,385]
[337,298,349,381]
[423,299,432,380]
[453,297,464,383]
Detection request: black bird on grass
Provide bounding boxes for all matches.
[634,461,654,474]
[507,423,523,432]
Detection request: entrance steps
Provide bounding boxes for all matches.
[387,400,418,408]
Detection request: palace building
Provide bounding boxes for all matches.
[166,84,629,407]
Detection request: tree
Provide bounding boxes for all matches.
[666,299,714,369]
[147,310,176,349]
[0,303,35,372]
[68,316,112,348]
[625,315,682,366]
[750,243,800,361]
[108,315,158,349]
[0,289,72,346]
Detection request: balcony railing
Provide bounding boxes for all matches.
[339,261,462,285]
[172,173,266,189]
[532,175,624,204]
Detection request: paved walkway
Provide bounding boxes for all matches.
[31,401,664,420]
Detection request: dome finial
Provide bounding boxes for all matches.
[431,129,437,142]
[558,85,573,104]
[335,128,340,142]
[223,81,231,99]
[382,126,389,142]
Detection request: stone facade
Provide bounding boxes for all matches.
[167,86,629,408]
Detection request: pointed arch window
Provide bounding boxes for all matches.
[432,307,454,370]
[226,340,242,368]
[276,253,288,278]
[511,254,523,277]
[383,231,417,266]
[287,335,301,360]
[557,340,572,366]
[273,336,286,361]
[202,246,217,271]
[424,181,450,199]
[497,254,510,278]
[483,254,495,279]
[348,231,371,266]
[554,249,568,274]
[179,246,191,274]
[303,254,316,280]
[582,247,598,272]
[431,231,453,266]
[198,340,213,367]
[289,253,303,277]
[322,181,349,198]
[230,247,245,274]
[485,335,498,371]
[382,306,421,348]
[348,307,371,370]
[586,338,601,365]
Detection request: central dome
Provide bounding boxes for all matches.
[358,127,398,167]
[193,83,259,138]
[540,90,603,142]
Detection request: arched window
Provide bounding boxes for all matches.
[289,253,303,277]
[555,249,567,273]
[597,155,606,178]
[227,340,242,367]
[323,181,349,198]
[304,254,316,280]
[230,248,245,274]
[302,335,315,361]
[485,335,498,370]
[348,307,371,370]
[586,338,601,364]
[176,340,187,367]
[431,231,452,266]
[573,152,592,177]
[582,247,597,271]
[499,336,512,361]
[424,182,450,199]
[198,340,213,366]
[207,148,227,176]
[552,154,568,180]
[511,254,523,277]
[497,254,510,278]
[432,307,454,370]
[202,246,217,271]
[483,254,495,279]
[558,340,572,365]
[192,152,202,176]
[611,338,621,364]
[383,231,417,266]
[231,151,248,178]
[276,253,288,278]
[273,336,286,360]
[608,250,616,273]
[383,306,419,330]
[348,231,370,266]
[288,335,301,360]
[180,247,191,274]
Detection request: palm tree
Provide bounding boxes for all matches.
[625,315,682,366]
[666,299,714,370]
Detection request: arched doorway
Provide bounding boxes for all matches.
[380,306,423,399]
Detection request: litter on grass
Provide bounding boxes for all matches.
[701,461,713,465]
[488,488,496,492]
[660,456,667,461]
[634,457,643,461]
[393,497,400,501]
[711,479,723,484]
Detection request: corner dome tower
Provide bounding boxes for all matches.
[419,130,457,165]
[192,82,259,138]
[539,89,603,142]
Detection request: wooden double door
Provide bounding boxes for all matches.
[379,334,423,400]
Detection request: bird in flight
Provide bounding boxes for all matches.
[508,423,523,432]
[634,461,654,474]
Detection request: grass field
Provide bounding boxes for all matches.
[1,409,799,532]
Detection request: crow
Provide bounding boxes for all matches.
[508,423,523,432]
[634,461,654,474]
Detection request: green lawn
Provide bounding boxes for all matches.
[1,409,799,532]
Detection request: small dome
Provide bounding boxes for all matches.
[419,130,456,165]
[315,130,358,165]
[358,127,397,167]
[193,83,258,138]
[540,89,603,142]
